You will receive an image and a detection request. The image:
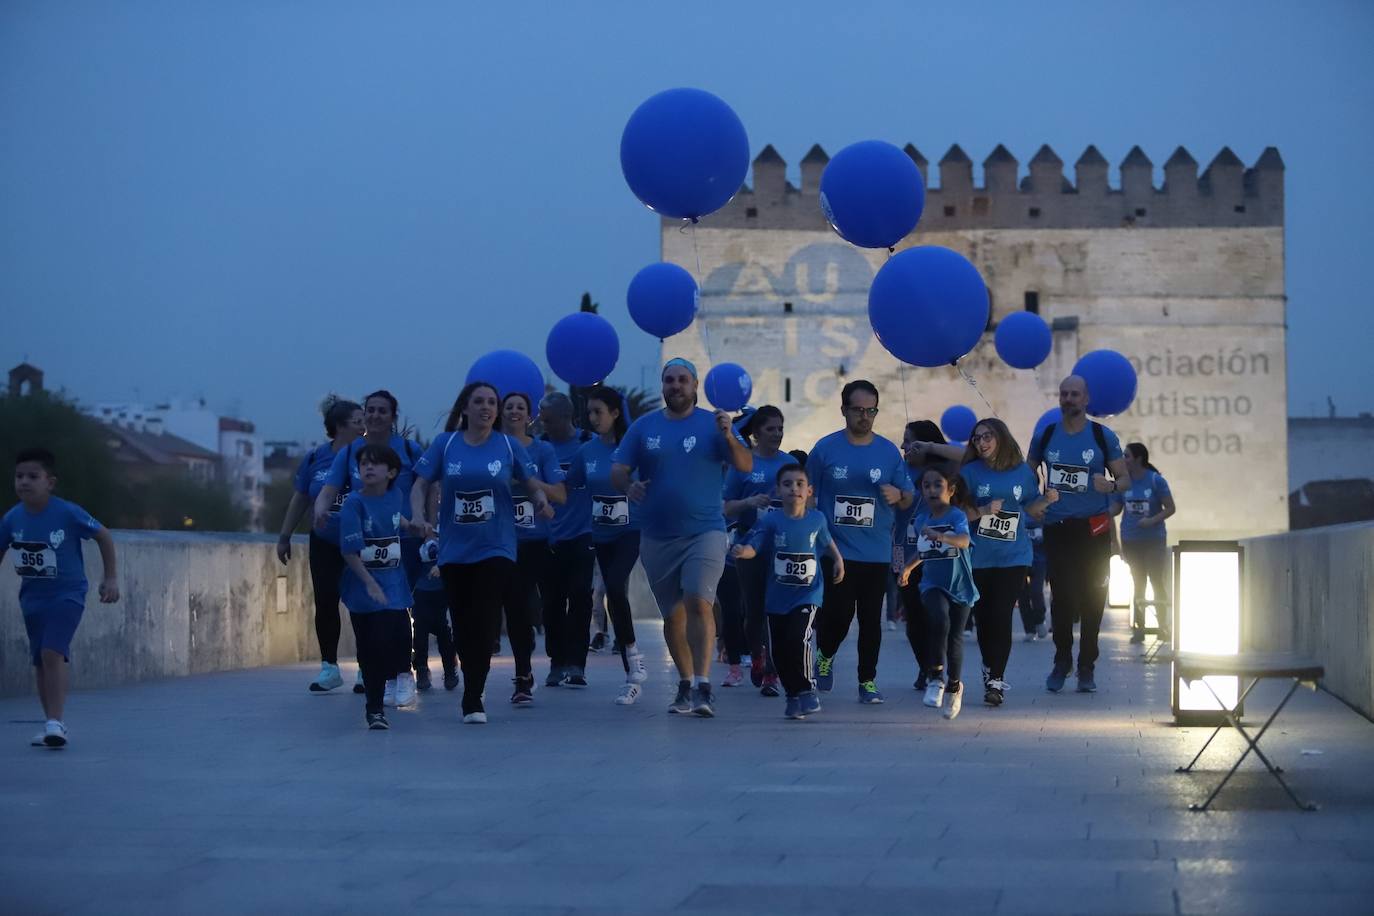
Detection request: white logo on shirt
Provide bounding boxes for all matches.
[1144,488,1152,498]
[1047,450,1060,463]
[487,460,502,476]
[647,436,661,451]
[1012,485,1023,501]
[313,470,329,481]
[977,484,991,498]
[48,529,65,549]
[364,517,374,534]
[832,466,848,480]
[391,512,401,529]
[869,468,881,484]
[751,471,765,483]
[587,460,598,473]
[683,436,697,453]
[774,532,788,548]
[1082,449,1095,463]
[446,462,463,475]
[808,531,817,547]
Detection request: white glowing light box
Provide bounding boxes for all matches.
[1171,541,1243,723]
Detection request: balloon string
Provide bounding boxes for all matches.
[956,361,999,418]
[688,219,713,364]
[898,362,911,426]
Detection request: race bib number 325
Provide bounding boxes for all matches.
[455,490,495,525]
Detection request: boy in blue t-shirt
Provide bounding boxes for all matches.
[412,536,458,692]
[732,464,845,720]
[0,448,120,748]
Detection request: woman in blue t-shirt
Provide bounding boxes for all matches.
[275,396,363,694]
[1110,442,1176,643]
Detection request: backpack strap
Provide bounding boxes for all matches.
[1090,421,1109,464]
[1035,423,1056,467]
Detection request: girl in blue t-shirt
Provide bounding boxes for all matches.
[899,466,979,721]
[411,381,553,724]
[275,396,363,694]
[1111,442,1176,642]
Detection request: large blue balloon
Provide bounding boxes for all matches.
[627,263,699,339]
[868,246,990,368]
[995,312,1053,370]
[546,313,620,387]
[1031,407,1062,444]
[620,88,750,221]
[1073,349,1138,417]
[819,140,925,249]
[940,405,978,443]
[467,350,546,419]
[704,362,752,412]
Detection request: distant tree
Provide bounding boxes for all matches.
[261,475,307,536]
[0,390,122,522]
[123,475,251,532]
[622,386,660,421]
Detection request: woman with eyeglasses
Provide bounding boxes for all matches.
[958,418,1058,707]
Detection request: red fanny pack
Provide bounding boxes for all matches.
[1088,513,1111,537]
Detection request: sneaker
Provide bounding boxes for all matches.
[545,666,564,688]
[394,672,417,707]
[1129,629,1145,645]
[615,682,642,706]
[750,650,766,688]
[562,668,588,689]
[1023,631,1038,643]
[590,632,607,653]
[858,681,885,704]
[309,661,343,693]
[42,720,67,748]
[1076,669,1097,693]
[798,691,822,716]
[815,652,834,692]
[984,678,1008,707]
[691,684,716,718]
[785,696,804,719]
[722,665,744,688]
[668,681,693,715]
[415,667,433,691]
[31,731,46,747]
[1036,622,1048,639]
[944,684,964,720]
[511,675,535,705]
[366,712,390,730]
[914,671,927,691]
[885,618,897,631]
[760,674,781,697]
[462,711,488,724]
[1046,666,1069,693]
[443,670,460,691]
[923,680,946,708]
[628,651,648,685]
[352,669,365,694]
[383,679,397,707]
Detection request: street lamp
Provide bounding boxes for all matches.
[1171,540,1243,724]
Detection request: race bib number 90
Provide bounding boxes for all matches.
[1048,464,1089,494]
[512,498,535,529]
[592,495,629,527]
[362,536,401,570]
[833,495,875,528]
[977,510,1020,542]
[774,551,817,586]
[12,541,57,579]
[455,490,495,525]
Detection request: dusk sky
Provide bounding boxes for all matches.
[3,1,1372,441]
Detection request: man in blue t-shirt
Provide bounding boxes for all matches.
[612,358,753,717]
[1025,374,1130,694]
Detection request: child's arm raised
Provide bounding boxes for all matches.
[93,528,120,603]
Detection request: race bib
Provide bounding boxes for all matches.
[454,490,495,525]
[757,498,783,518]
[362,536,400,570]
[1029,526,1044,544]
[512,498,536,529]
[12,541,57,579]
[833,495,875,528]
[1048,463,1089,494]
[916,526,958,560]
[330,490,346,511]
[774,550,817,586]
[592,494,629,527]
[1125,498,1151,517]
[977,509,1020,542]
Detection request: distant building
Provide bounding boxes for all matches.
[7,363,43,397]
[102,423,221,484]
[1288,413,1374,529]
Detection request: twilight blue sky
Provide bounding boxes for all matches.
[3,1,1372,440]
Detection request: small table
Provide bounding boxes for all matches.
[1174,651,1325,812]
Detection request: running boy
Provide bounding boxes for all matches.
[731,464,844,720]
[1,448,119,748]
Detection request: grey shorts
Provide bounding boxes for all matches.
[639,530,729,618]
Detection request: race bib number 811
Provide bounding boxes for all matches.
[833,495,875,528]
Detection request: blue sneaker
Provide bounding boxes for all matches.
[798,691,822,716]
[1046,666,1069,693]
[1076,669,1097,693]
[815,652,834,692]
[784,696,804,719]
[858,681,885,704]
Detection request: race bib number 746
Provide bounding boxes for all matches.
[1048,464,1089,494]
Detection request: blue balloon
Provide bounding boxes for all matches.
[940,405,978,443]
[704,362,753,412]
[995,312,1053,370]
[868,246,990,368]
[466,350,546,419]
[546,313,620,387]
[1031,407,1062,444]
[620,88,750,221]
[1073,349,1138,417]
[627,263,699,339]
[819,140,925,249]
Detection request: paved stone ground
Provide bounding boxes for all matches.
[2,606,1372,915]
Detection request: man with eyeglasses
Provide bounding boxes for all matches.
[806,380,914,704]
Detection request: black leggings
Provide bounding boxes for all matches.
[308,533,347,664]
[900,574,925,676]
[768,605,817,697]
[920,589,972,687]
[735,555,774,674]
[594,532,641,672]
[350,610,411,716]
[500,539,545,679]
[718,564,747,665]
[816,559,889,683]
[412,587,456,675]
[973,566,1029,681]
[540,535,596,671]
[441,558,514,715]
[1044,518,1112,672]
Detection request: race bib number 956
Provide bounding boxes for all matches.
[12,541,57,579]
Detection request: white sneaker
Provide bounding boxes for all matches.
[923,680,945,708]
[383,679,397,708]
[309,661,343,692]
[462,711,488,724]
[615,682,642,706]
[885,619,897,631]
[628,651,648,685]
[31,731,46,747]
[943,684,964,720]
[394,672,417,707]
[43,720,67,748]
[1036,622,1048,639]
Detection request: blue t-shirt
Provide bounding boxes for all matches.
[0,497,103,615]
[338,488,413,614]
[545,433,593,544]
[910,506,979,606]
[325,434,422,520]
[1112,472,1172,542]
[511,438,562,542]
[294,442,346,545]
[565,437,639,544]
[723,450,793,535]
[743,508,833,615]
[413,431,534,565]
[959,460,1042,569]
[1027,422,1123,523]
[414,550,445,593]
[613,408,737,539]
[806,431,914,564]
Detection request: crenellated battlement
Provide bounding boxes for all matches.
[685,143,1283,231]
